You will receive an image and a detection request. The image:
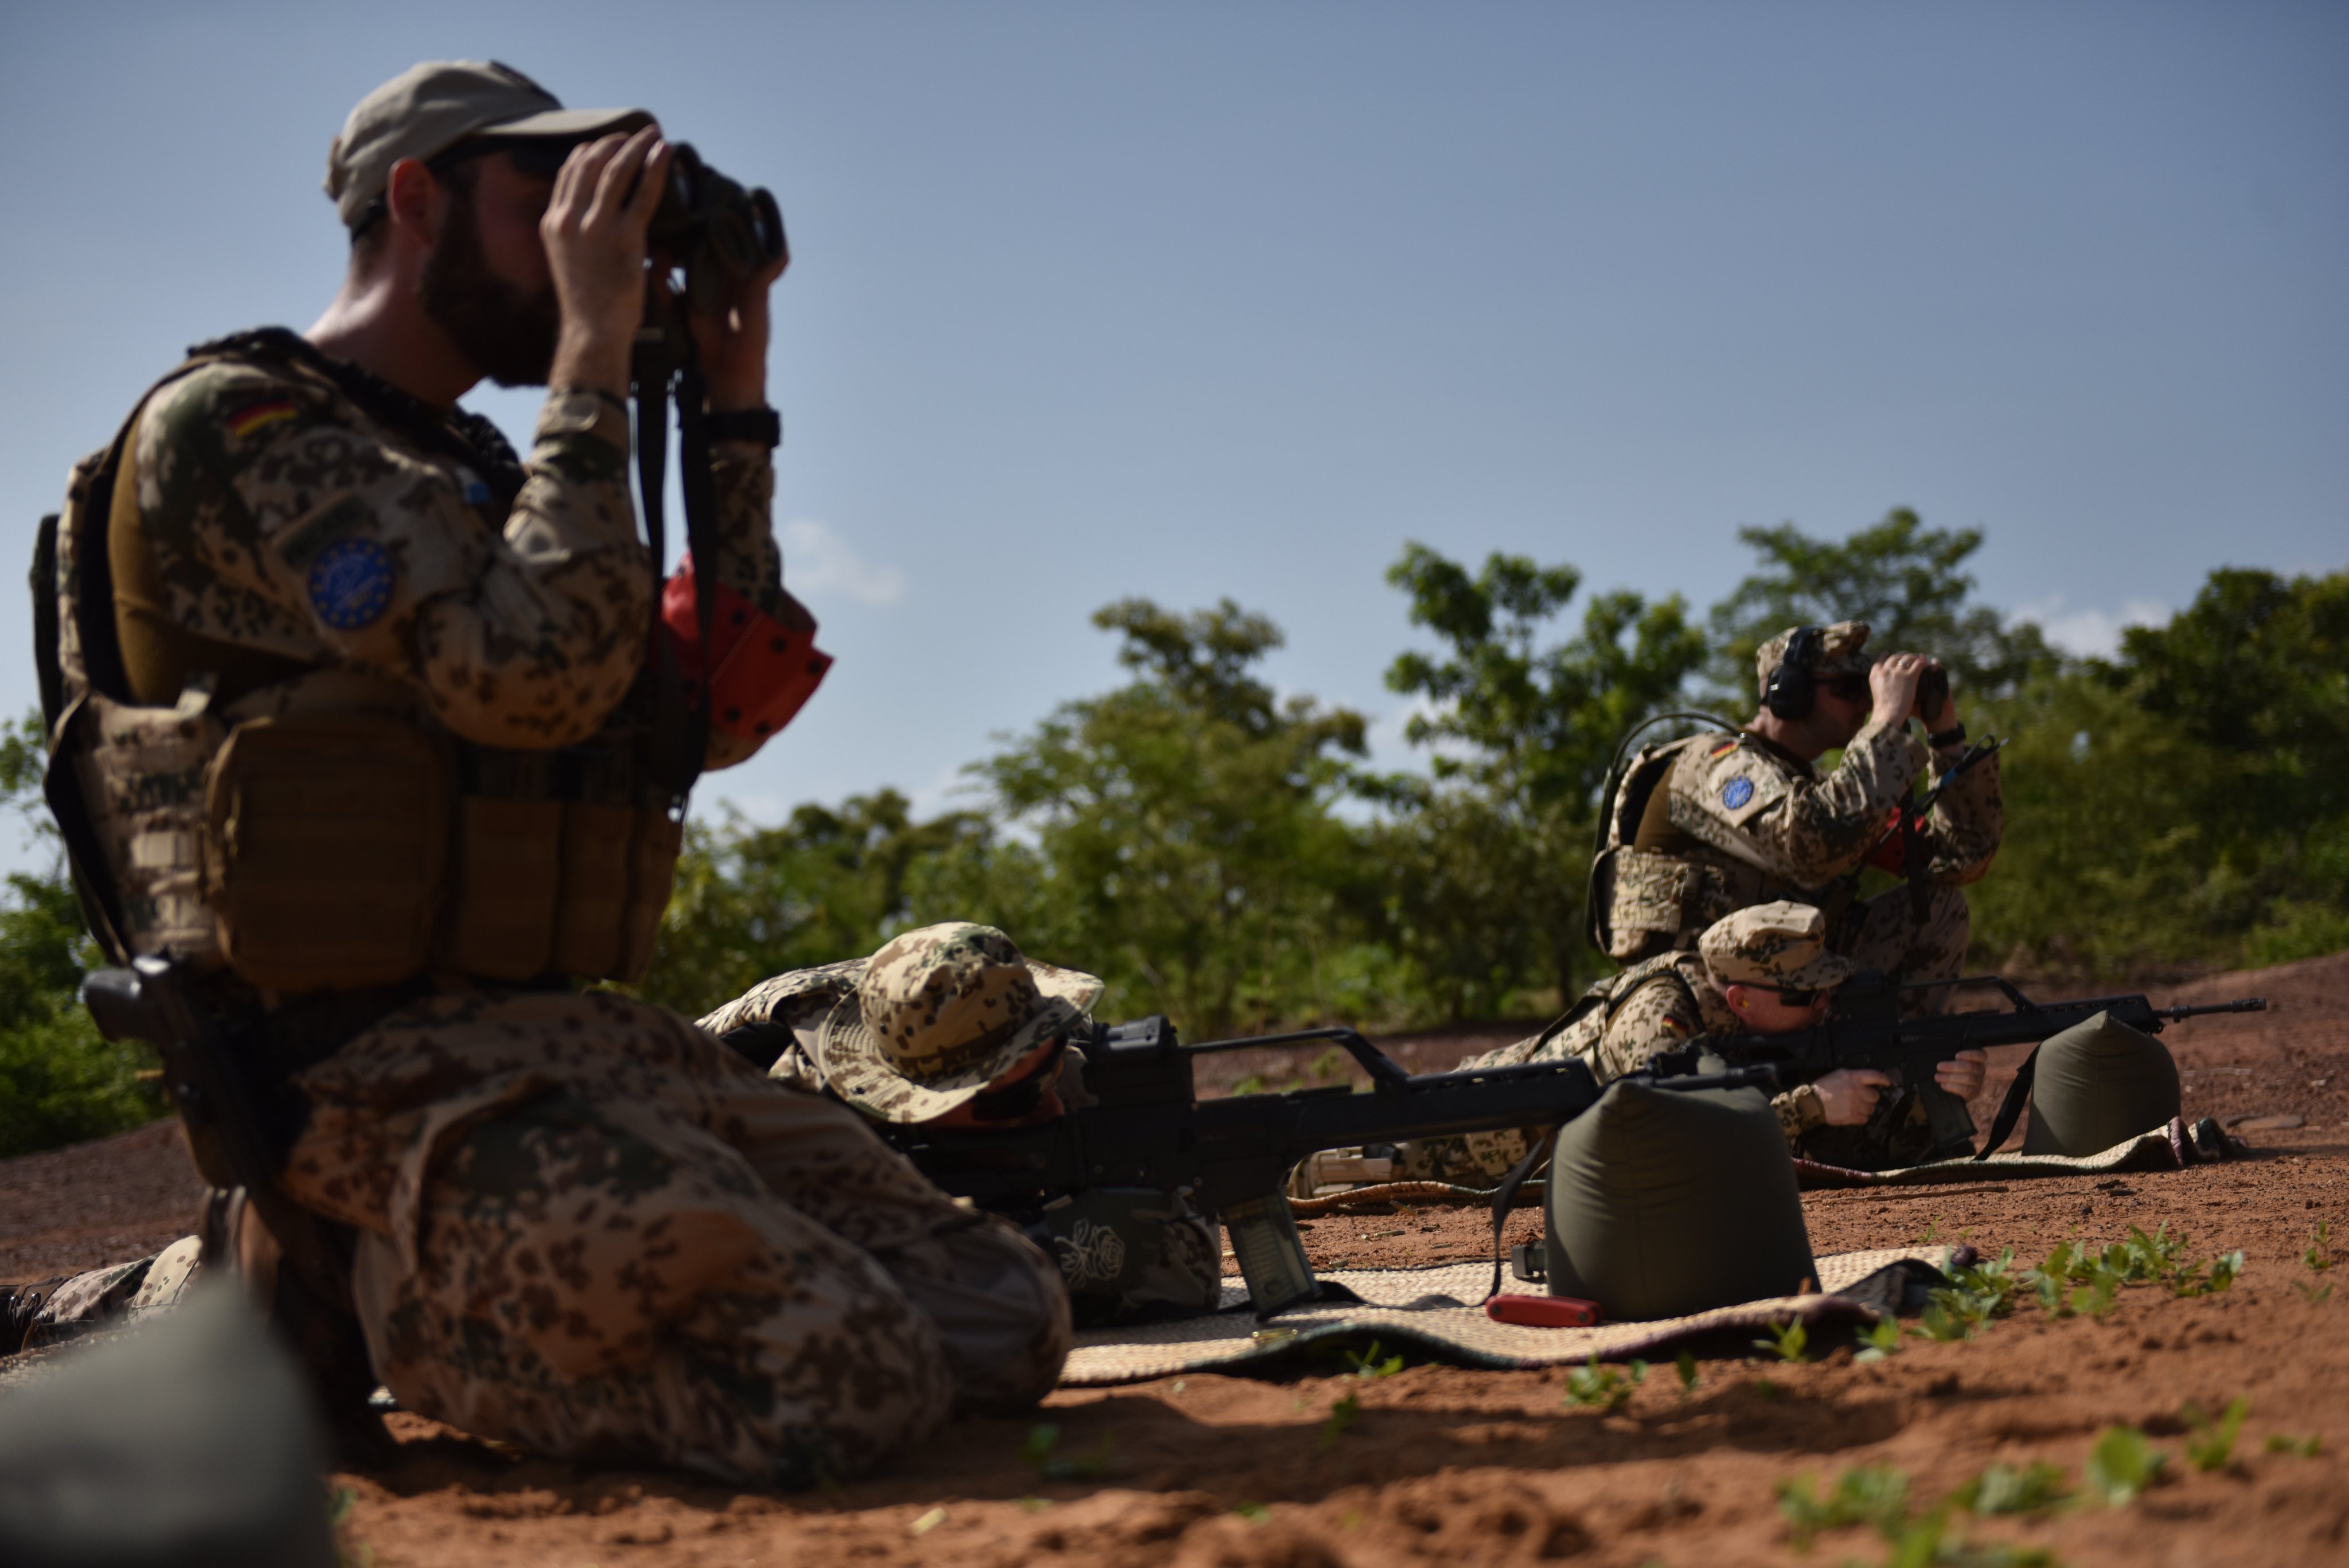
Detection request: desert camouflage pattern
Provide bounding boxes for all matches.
[14,1236,206,1354]
[274,988,1069,1485]
[1699,900,1858,990]
[815,924,1100,1124]
[1752,618,1878,695]
[1395,953,1827,1183]
[1603,717,1999,981]
[57,336,790,960]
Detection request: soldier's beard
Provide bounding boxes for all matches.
[418,193,561,388]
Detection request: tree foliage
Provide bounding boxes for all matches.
[1706,508,2060,704]
[0,715,165,1157]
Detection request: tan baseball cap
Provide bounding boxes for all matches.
[815,923,1105,1124]
[1753,620,1876,699]
[1699,902,1858,992]
[324,60,653,227]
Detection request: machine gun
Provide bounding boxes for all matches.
[1719,970,2268,1163]
[881,1016,1778,1318]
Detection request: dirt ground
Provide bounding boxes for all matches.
[4,951,2345,1565]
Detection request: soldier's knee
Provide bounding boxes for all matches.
[889,1219,1071,1413]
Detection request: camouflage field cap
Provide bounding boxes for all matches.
[1753,620,1876,699]
[1698,902,1858,992]
[325,60,653,227]
[816,923,1105,1123]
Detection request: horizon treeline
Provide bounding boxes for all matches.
[634,512,2349,1036]
[2,513,2343,1156]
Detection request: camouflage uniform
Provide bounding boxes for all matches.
[1602,622,2000,1007]
[699,927,1220,1327]
[1,1238,205,1355]
[50,326,1052,1482]
[1394,951,1831,1185]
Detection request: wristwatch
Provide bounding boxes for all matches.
[1927,723,1966,750]
[704,405,782,448]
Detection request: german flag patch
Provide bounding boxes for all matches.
[1707,738,1741,759]
[225,397,299,440]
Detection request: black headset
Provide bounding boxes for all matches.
[1762,625,1824,719]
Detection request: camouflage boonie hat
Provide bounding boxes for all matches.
[1699,902,1858,991]
[816,923,1104,1124]
[325,60,653,227]
[1753,620,1875,699]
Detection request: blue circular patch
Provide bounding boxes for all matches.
[1721,775,1755,810]
[307,538,393,631]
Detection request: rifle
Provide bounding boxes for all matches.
[881,1016,1779,1318]
[1718,969,2267,1163]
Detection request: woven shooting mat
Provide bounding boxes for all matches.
[1060,1246,1961,1387]
[1792,1118,2198,1191]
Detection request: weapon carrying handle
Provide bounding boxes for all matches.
[1184,1026,1414,1090]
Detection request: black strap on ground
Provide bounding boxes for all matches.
[1973,1044,2040,1160]
[1486,1125,1560,1302]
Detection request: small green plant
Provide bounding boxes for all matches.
[2083,1425,2167,1505]
[1855,1317,1905,1364]
[1308,1047,1348,1083]
[1776,1466,1911,1549]
[1340,1339,1404,1379]
[1231,1074,1270,1097]
[1753,1376,1782,1401]
[1019,1422,1113,1481]
[2305,1221,2335,1274]
[1234,1501,1271,1523]
[1949,1461,2071,1517]
[1755,1317,1810,1363]
[1319,1390,1361,1450]
[1562,1353,1645,1412]
[1019,1496,1053,1512]
[1675,1349,1700,1394]
[2264,1433,2323,1458]
[1917,1216,1942,1245]
[1779,1465,2062,1565]
[2293,1279,2334,1304]
[2183,1397,2250,1472]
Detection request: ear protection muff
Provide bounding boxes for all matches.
[1763,625,1824,720]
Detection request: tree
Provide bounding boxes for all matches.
[1704,509,2061,706]
[0,713,165,1156]
[1376,544,1707,1005]
[634,789,986,1016]
[915,599,1375,1036]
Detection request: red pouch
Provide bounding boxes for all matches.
[1485,1294,1601,1328]
[662,555,833,743]
[1864,806,1910,875]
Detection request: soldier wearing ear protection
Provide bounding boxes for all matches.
[1589,620,2001,1012]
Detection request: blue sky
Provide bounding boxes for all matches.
[3,1,2342,862]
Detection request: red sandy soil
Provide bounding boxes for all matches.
[4,951,2345,1565]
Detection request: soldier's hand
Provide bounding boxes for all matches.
[691,246,789,414]
[543,126,672,398]
[1815,1067,1893,1126]
[1934,1049,1988,1101]
[1868,653,1931,729]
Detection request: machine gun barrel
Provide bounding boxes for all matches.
[887,1016,1777,1318]
[1723,974,2267,1161]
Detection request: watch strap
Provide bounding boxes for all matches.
[704,405,782,448]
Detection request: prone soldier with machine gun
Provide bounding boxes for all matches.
[878,900,2263,1324]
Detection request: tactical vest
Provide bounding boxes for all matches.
[1529,950,1707,1066]
[35,334,684,994]
[1587,732,1794,962]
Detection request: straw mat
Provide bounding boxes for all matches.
[1060,1245,1960,1386]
